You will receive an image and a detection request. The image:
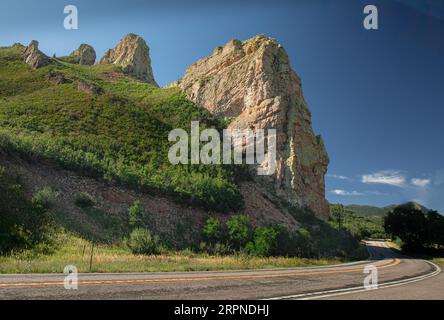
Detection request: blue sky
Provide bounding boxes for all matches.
[1,0,443,212]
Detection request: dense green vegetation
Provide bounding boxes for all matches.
[330,204,386,239]
[198,205,367,259]
[0,45,244,213]
[0,166,55,254]
[384,203,444,252]
[281,202,367,259]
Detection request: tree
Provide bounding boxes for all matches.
[128,200,144,228]
[330,204,346,229]
[202,217,222,244]
[384,204,428,251]
[427,210,444,247]
[246,227,279,257]
[226,215,251,249]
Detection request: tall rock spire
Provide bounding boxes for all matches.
[98,33,157,86]
[167,35,329,219]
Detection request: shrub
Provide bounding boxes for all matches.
[0,171,55,254]
[226,214,251,249]
[32,187,59,209]
[246,227,279,257]
[199,241,231,255]
[74,192,95,208]
[202,217,222,244]
[128,200,143,228]
[126,228,161,255]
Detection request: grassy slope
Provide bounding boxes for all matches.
[0,232,345,273]
[0,45,243,212]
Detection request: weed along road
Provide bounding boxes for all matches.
[0,241,440,300]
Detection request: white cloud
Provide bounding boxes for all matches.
[331,189,364,196]
[327,174,351,181]
[411,178,431,188]
[361,170,406,188]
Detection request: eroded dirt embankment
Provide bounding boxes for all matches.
[0,152,298,246]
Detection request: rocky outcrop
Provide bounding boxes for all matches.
[48,71,72,85]
[76,79,103,95]
[23,40,52,69]
[70,44,96,65]
[167,35,329,219]
[98,33,157,86]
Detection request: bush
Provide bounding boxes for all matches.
[202,217,222,244]
[246,227,279,257]
[226,214,251,249]
[74,192,95,208]
[128,200,143,228]
[126,228,161,255]
[32,187,59,209]
[199,241,231,255]
[0,170,55,254]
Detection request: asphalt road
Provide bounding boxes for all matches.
[0,241,440,300]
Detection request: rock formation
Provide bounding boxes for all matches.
[76,79,103,95]
[98,33,157,86]
[48,71,72,85]
[167,35,329,219]
[70,44,96,65]
[23,40,52,69]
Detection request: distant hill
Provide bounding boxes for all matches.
[345,205,394,217]
[346,202,429,217]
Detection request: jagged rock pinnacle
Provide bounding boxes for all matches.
[98,33,157,86]
[167,35,330,219]
[70,44,96,65]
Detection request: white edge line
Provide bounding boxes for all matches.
[264,260,441,300]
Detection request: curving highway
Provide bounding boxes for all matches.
[0,241,441,300]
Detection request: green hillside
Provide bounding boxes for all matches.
[330,204,386,239]
[345,204,393,217]
[0,45,244,213]
[346,202,429,217]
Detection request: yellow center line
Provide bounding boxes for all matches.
[0,259,401,289]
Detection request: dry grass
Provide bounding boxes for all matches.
[387,240,402,251]
[0,234,344,274]
[431,258,444,266]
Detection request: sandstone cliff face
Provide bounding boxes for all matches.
[167,35,329,219]
[23,40,52,69]
[98,33,157,86]
[70,44,96,65]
